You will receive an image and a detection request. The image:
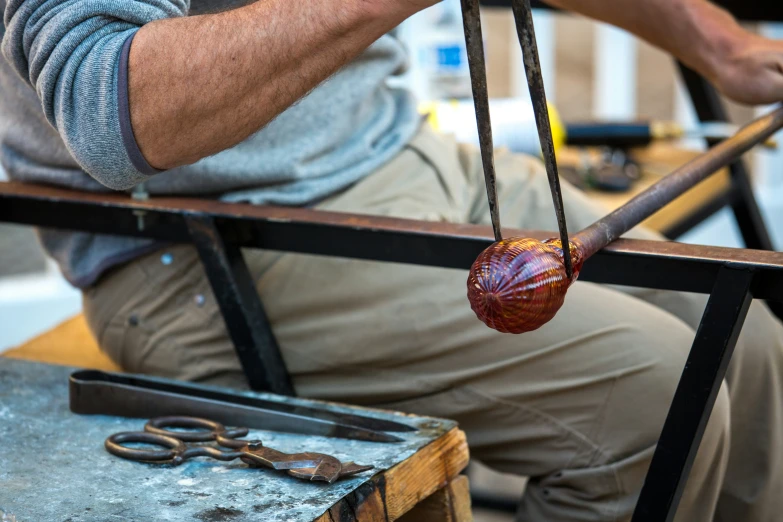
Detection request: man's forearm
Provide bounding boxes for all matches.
[129,1,425,170]
[545,0,744,88]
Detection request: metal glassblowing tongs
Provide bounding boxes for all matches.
[459,0,574,279]
[69,370,415,443]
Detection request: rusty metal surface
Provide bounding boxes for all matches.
[3,181,783,300]
[460,0,503,242]
[510,0,573,279]
[574,106,783,259]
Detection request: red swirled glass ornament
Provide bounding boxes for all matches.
[467,237,584,334]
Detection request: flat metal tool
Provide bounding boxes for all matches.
[460,0,503,242]
[106,416,374,483]
[70,370,413,443]
[509,0,573,279]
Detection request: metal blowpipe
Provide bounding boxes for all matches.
[467,106,783,334]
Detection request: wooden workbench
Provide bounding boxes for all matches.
[0,359,470,522]
[558,143,732,234]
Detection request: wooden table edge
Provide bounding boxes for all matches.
[314,427,470,522]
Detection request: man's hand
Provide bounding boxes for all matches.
[713,35,783,105]
[545,0,783,107]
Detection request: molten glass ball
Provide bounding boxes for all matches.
[467,237,583,334]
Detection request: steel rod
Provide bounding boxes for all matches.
[510,0,573,279]
[460,0,503,242]
[573,105,783,259]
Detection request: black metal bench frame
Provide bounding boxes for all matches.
[2,181,783,521]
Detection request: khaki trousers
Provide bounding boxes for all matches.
[84,125,783,522]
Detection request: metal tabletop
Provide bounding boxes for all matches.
[0,359,455,522]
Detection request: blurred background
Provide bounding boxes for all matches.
[1,4,782,366]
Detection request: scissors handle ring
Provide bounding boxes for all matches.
[145,416,249,443]
[105,431,188,465]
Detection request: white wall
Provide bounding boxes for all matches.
[0,128,82,352]
[593,24,637,120]
[0,261,82,353]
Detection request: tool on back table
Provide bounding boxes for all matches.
[564,120,779,150]
[106,416,373,484]
[70,370,414,443]
[459,0,573,278]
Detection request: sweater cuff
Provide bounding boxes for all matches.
[118,32,161,176]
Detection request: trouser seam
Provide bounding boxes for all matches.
[299,357,455,397]
[405,141,458,210]
[460,384,612,465]
[595,377,624,522]
[584,376,618,468]
[84,261,150,358]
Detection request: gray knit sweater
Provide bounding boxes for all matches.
[0,0,420,287]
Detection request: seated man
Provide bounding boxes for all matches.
[2,0,783,519]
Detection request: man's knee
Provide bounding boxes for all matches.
[621,317,731,504]
[594,314,700,457]
[600,320,730,521]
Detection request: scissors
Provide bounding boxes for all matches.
[105,416,374,484]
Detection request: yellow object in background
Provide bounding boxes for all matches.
[547,102,566,154]
[420,98,566,157]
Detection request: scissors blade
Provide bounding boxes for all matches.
[460,0,503,242]
[69,370,409,442]
[510,0,573,279]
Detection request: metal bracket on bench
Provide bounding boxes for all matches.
[632,266,754,522]
[185,214,294,395]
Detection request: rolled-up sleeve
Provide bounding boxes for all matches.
[2,0,189,190]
